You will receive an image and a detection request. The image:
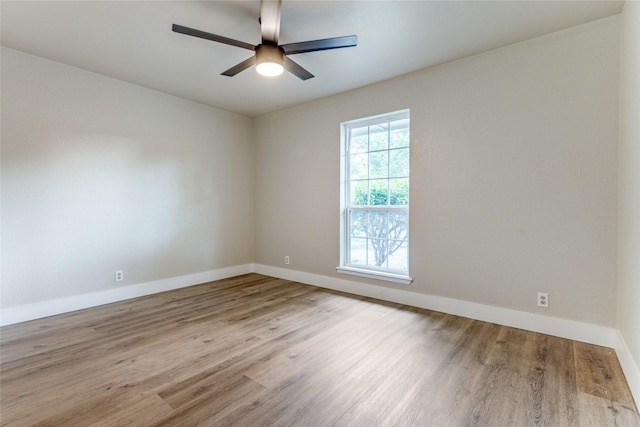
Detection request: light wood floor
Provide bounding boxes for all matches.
[1,274,638,426]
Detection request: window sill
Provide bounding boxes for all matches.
[336,266,413,285]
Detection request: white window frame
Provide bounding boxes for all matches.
[337,109,412,285]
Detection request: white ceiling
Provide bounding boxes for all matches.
[1,1,623,117]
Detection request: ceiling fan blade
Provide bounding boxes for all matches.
[281,35,357,55]
[260,0,282,44]
[221,56,257,77]
[283,56,314,81]
[172,24,255,51]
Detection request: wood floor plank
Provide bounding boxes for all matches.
[237,303,423,426]
[402,320,506,426]
[147,374,266,426]
[574,341,637,407]
[332,310,450,426]
[30,384,173,427]
[1,273,638,426]
[577,390,640,426]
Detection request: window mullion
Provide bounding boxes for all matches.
[349,206,407,211]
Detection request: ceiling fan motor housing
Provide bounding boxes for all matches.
[256,43,285,66]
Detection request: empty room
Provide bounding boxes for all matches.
[1,0,639,425]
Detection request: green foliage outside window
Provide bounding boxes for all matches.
[350,178,409,268]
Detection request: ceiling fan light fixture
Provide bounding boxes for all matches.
[255,44,284,77]
[256,61,284,77]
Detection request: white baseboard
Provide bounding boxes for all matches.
[3,263,617,346]
[615,331,640,408]
[0,264,253,326]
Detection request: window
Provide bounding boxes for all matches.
[338,110,412,285]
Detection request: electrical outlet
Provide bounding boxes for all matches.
[284,256,290,265]
[115,270,124,282]
[537,292,549,308]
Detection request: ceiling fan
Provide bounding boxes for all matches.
[172,0,357,80]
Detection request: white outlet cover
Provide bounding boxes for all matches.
[537,292,549,307]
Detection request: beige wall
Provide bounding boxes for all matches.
[618,0,640,380]
[254,16,620,327]
[1,47,254,307]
